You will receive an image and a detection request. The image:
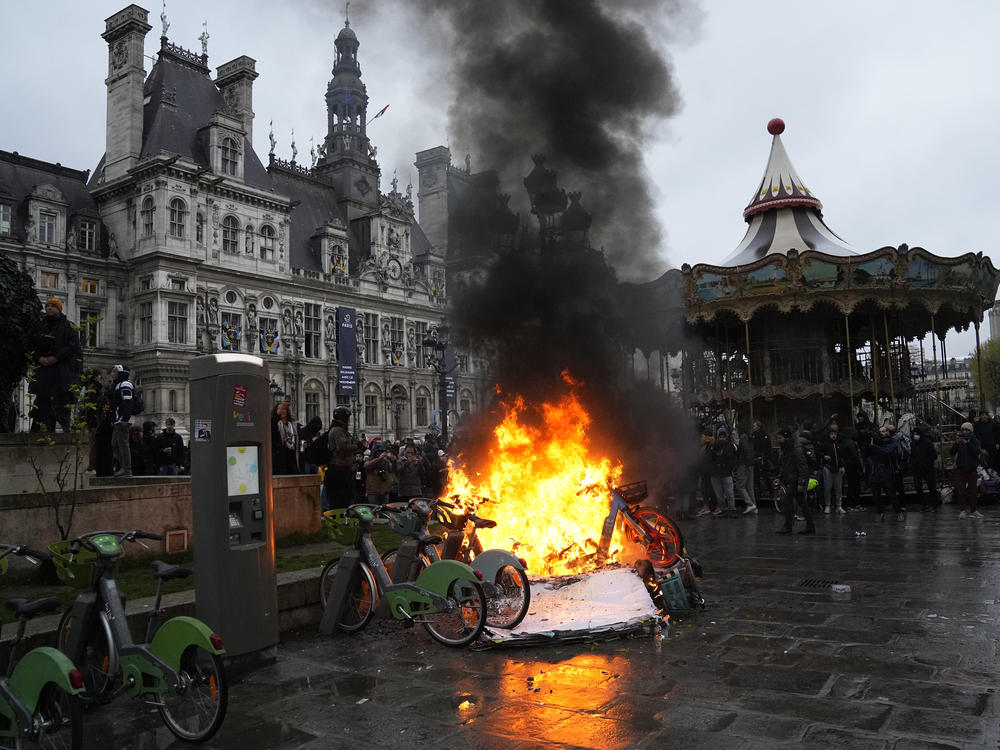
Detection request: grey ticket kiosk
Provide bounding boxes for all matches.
[189,353,278,657]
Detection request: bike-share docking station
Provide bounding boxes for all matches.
[189,354,279,658]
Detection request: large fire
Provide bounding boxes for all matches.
[444,375,631,575]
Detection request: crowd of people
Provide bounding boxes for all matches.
[269,398,451,512]
[684,410,999,532]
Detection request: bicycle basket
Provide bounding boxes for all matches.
[388,510,421,537]
[48,540,97,589]
[322,509,358,545]
[616,480,648,504]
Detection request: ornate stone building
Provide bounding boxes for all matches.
[0,5,488,440]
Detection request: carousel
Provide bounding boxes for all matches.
[637,118,1000,430]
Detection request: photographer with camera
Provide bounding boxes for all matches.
[363,440,396,504]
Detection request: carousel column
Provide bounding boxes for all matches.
[975,320,985,412]
[844,313,855,420]
[870,314,880,425]
[883,312,896,418]
[931,314,942,425]
[744,319,754,425]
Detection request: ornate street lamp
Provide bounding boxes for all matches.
[422,323,453,446]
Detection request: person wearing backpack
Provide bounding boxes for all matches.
[323,406,355,510]
[299,416,325,475]
[110,364,137,477]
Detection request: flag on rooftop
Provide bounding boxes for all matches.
[367,104,389,125]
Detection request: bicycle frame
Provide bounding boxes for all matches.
[352,506,480,620]
[0,543,83,743]
[396,499,526,588]
[59,534,223,700]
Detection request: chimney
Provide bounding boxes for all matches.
[101,4,152,181]
[216,56,259,146]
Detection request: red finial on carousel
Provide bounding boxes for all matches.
[767,117,785,136]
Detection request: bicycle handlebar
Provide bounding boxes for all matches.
[0,544,50,563]
[67,529,164,556]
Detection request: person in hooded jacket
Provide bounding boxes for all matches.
[323,406,355,510]
[29,298,83,433]
[818,426,846,514]
[951,421,983,519]
[709,426,737,517]
[910,424,939,512]
[110,364,137,476]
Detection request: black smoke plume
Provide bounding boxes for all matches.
[430,0,690,281]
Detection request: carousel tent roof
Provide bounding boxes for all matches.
[720,118,860,266]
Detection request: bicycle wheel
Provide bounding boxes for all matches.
[485,565,530,629]
[10,682,83,750]
[631,508,683,567]
[318,559,376,632]
[422,578,487,647]
[157,645,228,743]
[380,548,430,583]
[55,610,116,702]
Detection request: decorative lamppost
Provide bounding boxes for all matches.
[422,323,453,446]
[392,393,406,441]
[268,377,284,403]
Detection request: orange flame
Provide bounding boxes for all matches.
[445,375,629,575]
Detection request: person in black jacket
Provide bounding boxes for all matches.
[867,425,902,521]
[951,422,982,519]
[156,418,186,475]
[910,424,939,512]
[110,364,137,476]
[29,298,82,432]
[775,427,815,534]
[818,427,846,514]
[709,426,737,517]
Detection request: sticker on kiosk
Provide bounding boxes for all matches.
[232,384,248,407]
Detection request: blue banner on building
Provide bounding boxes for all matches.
[444,343,456,399]
[337,307,357,394]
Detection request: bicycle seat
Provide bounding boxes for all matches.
[5,596,62,619]
[418,533,443,546]
[151,560,192,581]
[470,515,496,529]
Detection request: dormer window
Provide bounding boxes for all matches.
[0,203,11,236]
[38,211,57,244]
[168,198,187,238]
[78,220,97,252]
[220,137,239,176]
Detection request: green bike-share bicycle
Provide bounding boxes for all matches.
[0,543,84,750]
[319,504,488,647]
[50,530,228,743]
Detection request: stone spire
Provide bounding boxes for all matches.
[315,17,380,217]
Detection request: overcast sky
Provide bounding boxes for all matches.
[3,0,997,356]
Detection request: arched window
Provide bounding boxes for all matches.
[140,197,154,237]
[168,198,187,238]
[222,215,239,254]
[259,224,276,262]
[220,137,239,176]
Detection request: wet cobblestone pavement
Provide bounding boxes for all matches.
[88,505,999,748]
